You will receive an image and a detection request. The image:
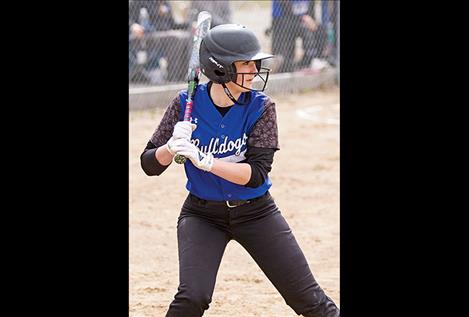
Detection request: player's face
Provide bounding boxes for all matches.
[234,60,258,90]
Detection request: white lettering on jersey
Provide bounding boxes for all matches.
[192,133,248,156]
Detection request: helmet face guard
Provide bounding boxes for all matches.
[228,64,271,92]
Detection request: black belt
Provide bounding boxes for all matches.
[189,192,269,208]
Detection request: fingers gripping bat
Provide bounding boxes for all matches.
[174,11,212,164]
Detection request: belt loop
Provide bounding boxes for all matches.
[226,201,238,208]
[226,200,251,208]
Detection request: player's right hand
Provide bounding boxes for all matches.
[170,139,214,172]
[172,121,197,141]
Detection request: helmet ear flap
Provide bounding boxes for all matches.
[213,68,225,77]
[200,42,233,84]
[210,56,234,83]
[228,63,237,82]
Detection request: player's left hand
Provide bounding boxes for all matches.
[170,139,214,172]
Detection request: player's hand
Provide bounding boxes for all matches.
[170,139,214,172]
[165,136,178,156]
[172,121,197,140]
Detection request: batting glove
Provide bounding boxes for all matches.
[166,122,196,156]
[165,137,177,156]
[172,121,197,140]
[170,139,214,172]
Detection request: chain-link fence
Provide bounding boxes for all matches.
[129,0,339,87]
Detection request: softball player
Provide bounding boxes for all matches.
[140,24,340,317]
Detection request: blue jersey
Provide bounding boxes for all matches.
[178,83,272,201]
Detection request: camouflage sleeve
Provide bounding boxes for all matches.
[149,95,181,147]
[247,97,280,150]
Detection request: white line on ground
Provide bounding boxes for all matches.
[295,104,340,125]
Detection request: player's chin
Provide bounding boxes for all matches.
[241,79,254,90]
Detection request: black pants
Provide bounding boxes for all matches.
[165,192,340,317]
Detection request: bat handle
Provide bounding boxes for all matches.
[173,154,186,164]
[174,100,193,164]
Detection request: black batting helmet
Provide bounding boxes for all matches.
[199,24,273,91]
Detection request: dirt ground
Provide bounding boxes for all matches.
[129,86,340,316]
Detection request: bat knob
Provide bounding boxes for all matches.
[174,154,187,164]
